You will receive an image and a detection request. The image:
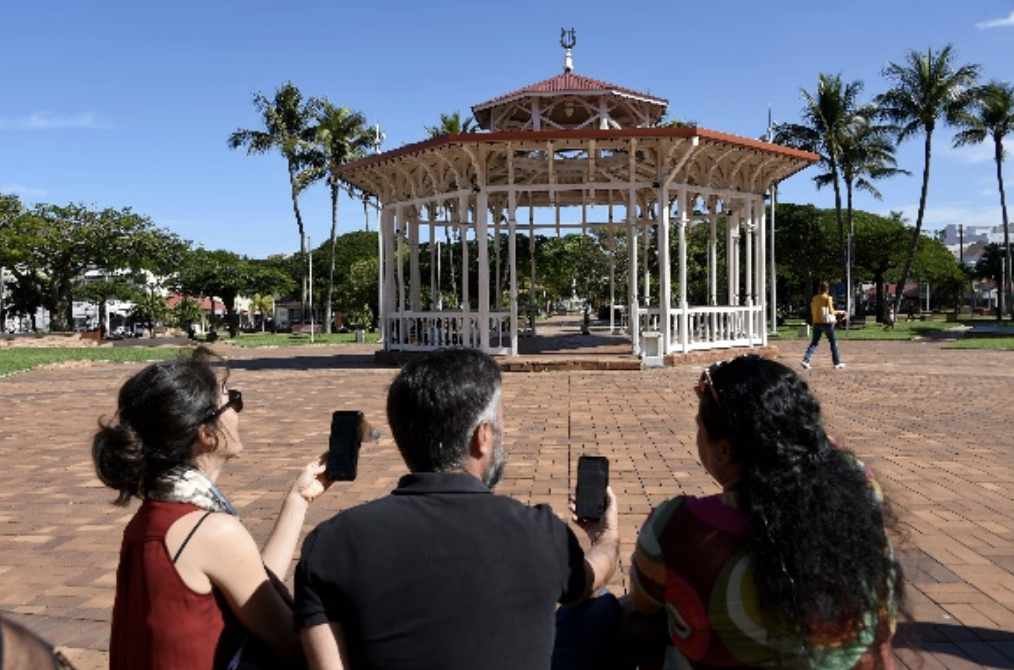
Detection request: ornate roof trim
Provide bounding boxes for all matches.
[471,71,668,113]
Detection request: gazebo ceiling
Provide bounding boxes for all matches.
[334,126,818,209]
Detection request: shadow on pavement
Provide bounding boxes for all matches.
[895,622,1014,668]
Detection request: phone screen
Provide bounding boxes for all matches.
[575,456,609,520]
[327,411,363,481]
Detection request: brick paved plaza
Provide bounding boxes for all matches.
[1,326,1013,668]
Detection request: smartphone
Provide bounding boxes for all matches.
[327,411,363,481]
[575,456,609,521]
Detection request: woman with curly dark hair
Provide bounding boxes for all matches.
[629,355,903,669]
[93,348,331,669]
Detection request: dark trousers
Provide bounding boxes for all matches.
[803,323,841,365]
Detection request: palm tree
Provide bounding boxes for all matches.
[249,293,275,332]
[875,45,980,316]
[425,111,478,137]
[953,81,1014,319]
[835,111,910,318]
[775,73,865,296]
[302,103,372,333]
[228,82,321,318]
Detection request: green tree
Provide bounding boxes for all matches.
[776,73,866,293]
[228,82,322,317]
[875,44,980,316]
[836,113,909,316]
[953,81,1014,319]
[2,203,184,332]
[176,249,273,338]
[425,111,478,137]
[850,210,913,319]
[304,102,372,332]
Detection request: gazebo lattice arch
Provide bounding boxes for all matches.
[334,59,817,361]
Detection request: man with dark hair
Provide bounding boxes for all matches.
[296,348,619,670]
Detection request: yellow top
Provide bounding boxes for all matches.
[811,293,835,324]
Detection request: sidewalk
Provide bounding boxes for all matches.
[1,339,1012,668]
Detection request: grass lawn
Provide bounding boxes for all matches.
[209,332,380,348]
[0,347,191,378]
[773,316,1014,342]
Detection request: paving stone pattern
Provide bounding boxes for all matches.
[1,334,1013,668]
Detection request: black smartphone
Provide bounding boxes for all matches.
[327,411,363,481]
[575,455,609,521]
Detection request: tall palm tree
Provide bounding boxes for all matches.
[834,111,910,318]
[875,45,980,315]
[425,111,478,137]
[775,73,865,296]
[953,81,1014,319]
[304,102,372,332]
[228,82,321,317]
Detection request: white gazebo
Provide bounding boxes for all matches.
[335,40,817,361]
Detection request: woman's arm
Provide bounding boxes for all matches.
[200,515,300,659]
[261,457,328,577]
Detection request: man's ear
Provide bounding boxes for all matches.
[469,420,493,461]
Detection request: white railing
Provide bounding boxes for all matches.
[637,304,765,352]
[385,310,511,355]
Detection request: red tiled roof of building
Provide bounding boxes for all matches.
[473,71,667,110]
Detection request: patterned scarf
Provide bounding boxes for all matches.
[147,465,237,516]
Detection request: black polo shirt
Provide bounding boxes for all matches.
[295,472,587,670]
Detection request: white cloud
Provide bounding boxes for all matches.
[0,183,46,198]
[0,112,108,131]
[945,139,1014,165]
[975,11,1014,29]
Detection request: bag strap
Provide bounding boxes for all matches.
[173,511,213,564]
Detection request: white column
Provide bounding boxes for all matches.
[642,204,650,307]
[395,207,406,345]
[628,187,639,355]
[382,206,397,349]
[608,201,616,333]
[429,219,437,309]
[477,190,490,352]
[708,198,718,306]
[658,186,672,354]
[410,212,420,312]
[459,194,470,346]
[678,188,690,354]
[758,196,769,346]
[725,202,736,305]
[508,191,518,356]
[529,203,537,335]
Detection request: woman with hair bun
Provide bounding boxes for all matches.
[628,355,904,669]
[93,348,330,669]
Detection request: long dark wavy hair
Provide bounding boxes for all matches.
[700,355,904,663]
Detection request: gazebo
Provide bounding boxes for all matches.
[335,37,817,361]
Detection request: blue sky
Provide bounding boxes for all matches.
[3,0,1013,258]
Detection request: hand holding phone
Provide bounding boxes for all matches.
[575,455,609,521]
[327,411,379,481]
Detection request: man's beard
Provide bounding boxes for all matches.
[482,428,506,489]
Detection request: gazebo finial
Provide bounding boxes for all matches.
[560,28,576,73]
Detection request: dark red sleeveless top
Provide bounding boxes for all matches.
[110,500,237,670]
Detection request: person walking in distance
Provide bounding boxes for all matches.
[802,281,845,370]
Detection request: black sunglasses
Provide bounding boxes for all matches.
[206,389,243,422]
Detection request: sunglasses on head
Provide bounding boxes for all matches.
[206,389,243,422]
[695,360,731,408]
